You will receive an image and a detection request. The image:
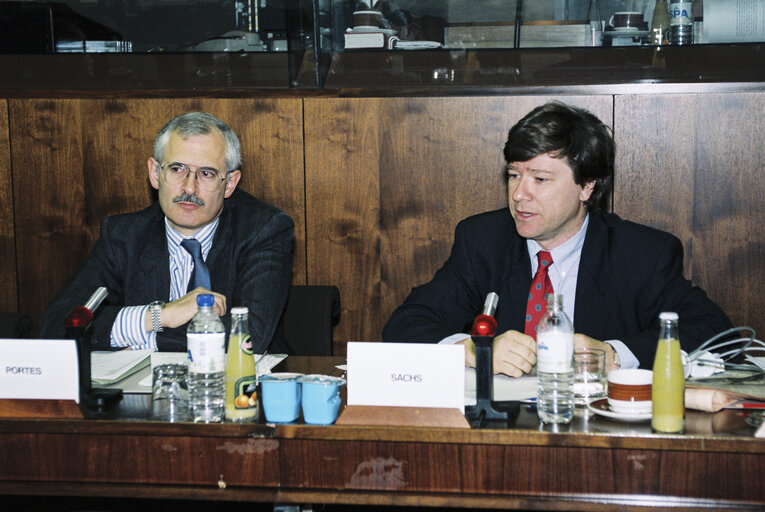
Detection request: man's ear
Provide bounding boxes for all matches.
[148,158,160,190]
[223,170,241,198]
[580,180,595,202]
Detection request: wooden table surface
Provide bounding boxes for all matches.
[0,356,763,511]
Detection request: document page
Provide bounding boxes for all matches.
[704,0,765,43]
[91,349,153,384]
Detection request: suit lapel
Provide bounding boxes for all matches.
[206,205,232,294]
[137,213,172,301]
[499,238,533,331]
[574,213,610,339]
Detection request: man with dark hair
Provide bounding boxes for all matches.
[40,112,294,354]
[383,102,731,377]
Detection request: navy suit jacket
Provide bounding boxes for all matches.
[382,209,732,367]
[39,189,294,354]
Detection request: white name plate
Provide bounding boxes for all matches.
[0,339,80,403]
[347,341,465,412]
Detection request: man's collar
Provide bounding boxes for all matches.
[527,213,589,264]
[164,216,220,252]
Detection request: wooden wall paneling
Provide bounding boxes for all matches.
[10,98,305,331]
[0,100,17,312]
[228,99,306,286]
[11,99,90,327]
[305,96,612,350]
[614,93,765,338]
[304,98,385,351]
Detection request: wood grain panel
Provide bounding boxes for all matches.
[0,100,17,312]
[11,99,89,327]
[10,99,305,330]
[279,439,764,503]
[0,432,279,486]
[304,96,612,350]
[303,98,385,350]
[614,93,764,337]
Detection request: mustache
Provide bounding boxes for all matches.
[173,193,205,207]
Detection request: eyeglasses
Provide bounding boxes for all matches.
[159,162,229,191]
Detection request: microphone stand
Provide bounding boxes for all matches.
[64,287,123,410]
[465,293,520,427]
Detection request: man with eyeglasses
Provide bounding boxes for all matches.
[39,112,294,354]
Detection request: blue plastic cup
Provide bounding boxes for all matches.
[299,374,346,425]
[260,372,303,423]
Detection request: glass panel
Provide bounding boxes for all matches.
[1,0,765,89]
[320,0,765,53]
[0,0,289,53]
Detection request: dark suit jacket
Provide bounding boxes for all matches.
[39,189,294,354]
[382,209,732,367]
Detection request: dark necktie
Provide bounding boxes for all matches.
[180,238,211,293]
[524,251,554,340]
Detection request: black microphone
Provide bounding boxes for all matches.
[465,292,519,425]
[64,287,122,410]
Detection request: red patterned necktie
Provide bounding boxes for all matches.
[524,251,554,340]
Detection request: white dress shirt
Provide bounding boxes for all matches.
[440,214,639,369]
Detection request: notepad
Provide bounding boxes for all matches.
[91,349,153,384]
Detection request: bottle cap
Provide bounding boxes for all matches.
[659,311,679,321]
[196,293,214,307]
[231,306,249,315]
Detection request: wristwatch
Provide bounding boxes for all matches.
[149,301,165,333]
[610,344,621,369]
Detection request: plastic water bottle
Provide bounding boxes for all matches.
[669,0,693,45]
[187,293,226,423]
[536,293,575,424]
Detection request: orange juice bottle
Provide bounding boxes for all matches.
[652,312,684,433]
[224,307,257,422]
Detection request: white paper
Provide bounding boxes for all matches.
[91,349,153,384]
[142,352,189,388]
[756,417,765,438]
[136,352,288,389]
[0,339,80,403]
[150,351,189,372]
[347,342,465,412]
[464,368,538,405]
[704,0,765,43]
[255,353,288,375]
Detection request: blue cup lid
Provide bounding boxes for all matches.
[260,372,304,382]
[298,374,346,386]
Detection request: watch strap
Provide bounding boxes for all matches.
[150,302,164,333]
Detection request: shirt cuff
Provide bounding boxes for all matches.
[110,305,157,350]
[604,339,639,369]
[438,333,471,345]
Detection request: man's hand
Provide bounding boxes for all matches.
[574,333,618,373]
[145,288,227,332]
[461,329,537,378]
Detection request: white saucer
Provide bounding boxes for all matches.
[588,398,652,422]
[349,27,398,36]
[394,40,442,50]
[604,29,649,37]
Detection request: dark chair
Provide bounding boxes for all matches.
[0,312,33,338]
[271,285,341,356]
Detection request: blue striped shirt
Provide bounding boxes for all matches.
[109,217,219,350]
